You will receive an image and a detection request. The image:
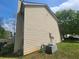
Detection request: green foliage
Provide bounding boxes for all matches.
[56,10,79,35]
[0,27,11,39]
[1,44,14,55]
[0,27,12,39]
[40,45,46,54]
[0,18,7,39]
[0,27,6,39]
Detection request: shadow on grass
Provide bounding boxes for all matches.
[0,53,23,58]
[0,54,19,58]
[63,38,79,43]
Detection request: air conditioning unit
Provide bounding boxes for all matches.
[41,43,58,54]
[45,43,58,54]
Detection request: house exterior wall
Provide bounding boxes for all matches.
[14,14,24,53]
[17,0,21,13]
[24,6,61,55]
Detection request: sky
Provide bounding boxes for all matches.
[0,0,79,32]
[0,0,18,33]
[0,0,18,18]
[51,0,79,12]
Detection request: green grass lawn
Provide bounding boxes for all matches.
[24,40,79,59]
[0,40,79,59]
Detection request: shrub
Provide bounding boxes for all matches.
[1,44,14,55]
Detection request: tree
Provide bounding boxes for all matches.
[0,17,7,39]
[0,17,4,28]
[0,27,5,38]
[56,10,79,36]
[0,17,4,38]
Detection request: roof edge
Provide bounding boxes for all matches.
[23,2,58,19]
[19,2,59,22]
[23,1,46,6]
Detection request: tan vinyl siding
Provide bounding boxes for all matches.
[17,1,21,13]
[24,6,61,55]
[14,14,24,53]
